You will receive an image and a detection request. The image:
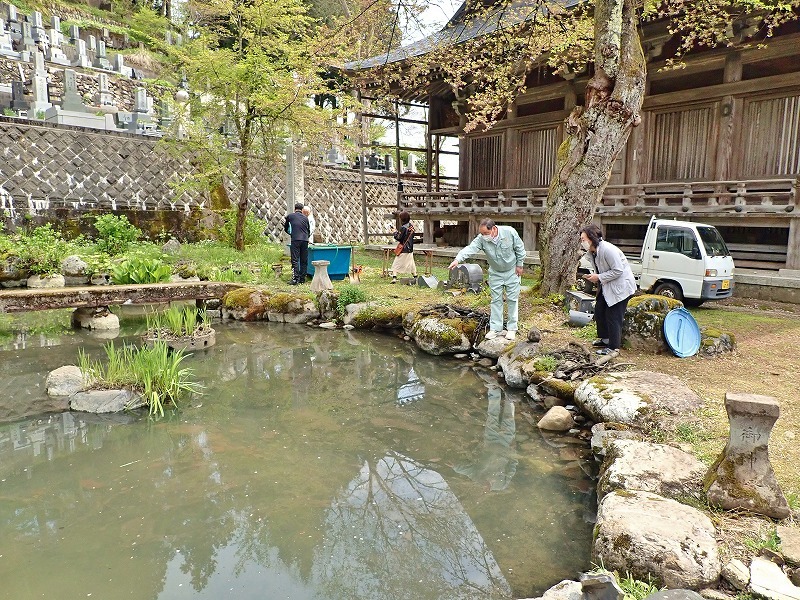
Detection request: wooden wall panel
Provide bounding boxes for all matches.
[740,93,800,177]
[468,134,504,189]
[649,104,717,181]
[517,126,560,187]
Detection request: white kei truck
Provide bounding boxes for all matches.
[579,217,735,306]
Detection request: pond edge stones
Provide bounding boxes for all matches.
[594,490,720,590]
[46,365,145,413]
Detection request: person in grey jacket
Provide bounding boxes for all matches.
[449,218,526,340]
[580,223,637,356]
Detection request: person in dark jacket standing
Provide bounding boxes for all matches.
[284,202,310,285]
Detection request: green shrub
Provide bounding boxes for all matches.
[337,283,368,318]
[15,224,70,275]
[93,214,141,255]
[78,341,202,416]
[533,355,558,372]
[217,208,266,248]
[111,256,172,284]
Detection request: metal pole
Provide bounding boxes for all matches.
[358,94,368,245]
[395,99,402,212]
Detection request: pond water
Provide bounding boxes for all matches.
[0,316,595,599]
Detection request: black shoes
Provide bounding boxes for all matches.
[596,348,619,356]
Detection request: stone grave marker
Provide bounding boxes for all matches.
[50,15,60,30]
[706,392,790,519]
[7,3,17,22]
[73,38,91,68]
[60,68,85,112]
[87,34,96,52]
[68,24,79,42]
[0,18,15,54]
[96,72,113,106]
[94,39,111,69]
[29,52,51,115]
[11,79,28,110]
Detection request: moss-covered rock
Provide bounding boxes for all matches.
[410,316,472,355]
[699,326,736,356]
[496,342,541,388]
[623,294,683,353]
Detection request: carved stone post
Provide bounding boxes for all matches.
[310,260,333,293]
[705,393,790,519]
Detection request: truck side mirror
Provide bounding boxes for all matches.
[691,244,701,260]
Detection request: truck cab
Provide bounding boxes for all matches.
[636,218,734,305]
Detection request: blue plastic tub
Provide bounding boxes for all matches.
[306,244,352,280]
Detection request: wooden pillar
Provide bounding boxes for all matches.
[423,216,434,244]
[523,216,537,252]
[787,218,800,270]
[468,217,479,240]
[715,51,743,181]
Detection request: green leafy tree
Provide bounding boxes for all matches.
[173,0,344,251]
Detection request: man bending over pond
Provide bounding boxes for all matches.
[449,218,525,340]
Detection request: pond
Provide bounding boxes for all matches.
[0,315,595,599]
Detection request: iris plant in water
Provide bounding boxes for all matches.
[78,341,203,416]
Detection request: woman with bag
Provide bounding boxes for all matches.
[390,211,417,283]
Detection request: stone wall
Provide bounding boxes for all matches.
[0,118,433,243]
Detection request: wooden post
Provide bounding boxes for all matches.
[786,217,800,270]
[715,52,742,181]
[523,216,537,252]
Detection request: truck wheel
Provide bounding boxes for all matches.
[683,298,705,308]
[654,282,683,302]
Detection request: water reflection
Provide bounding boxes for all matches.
[454,374,518,492]
[314,453,511,599]
[0,323,593,599]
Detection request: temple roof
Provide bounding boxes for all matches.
[343,0,541,72]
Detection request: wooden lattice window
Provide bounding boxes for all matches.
[740,93,800,177]
[468,134,503,189]
[649,105,716,181]
[518,126,560,187]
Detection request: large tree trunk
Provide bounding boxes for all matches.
[539,0,646,294]
[235,156,249,251]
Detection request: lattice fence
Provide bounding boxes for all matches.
[0,118,447,243]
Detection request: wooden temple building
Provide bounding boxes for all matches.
[346,2,800,272]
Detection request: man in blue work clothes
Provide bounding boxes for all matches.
[449,218,526,340]
[284,202,310,285]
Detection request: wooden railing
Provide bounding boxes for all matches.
[399,178,800,217]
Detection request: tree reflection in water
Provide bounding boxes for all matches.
[313,453,512,600]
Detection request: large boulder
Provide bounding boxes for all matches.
[27,273,66,288]
[598,439,707,500]
[537,406,575,431]
[72,307,120,330]
[61,255,88,277]
[0,256,27,287]
[70,389,146,413]
[410,316,472,355]
[221,287,267,320]
[594,490,720,590]
[496,341,541,388]
[623,295,683,353]
[574,370,703,430]
[475,335,516,359]
[46,365,86,397]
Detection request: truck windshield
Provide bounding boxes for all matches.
[697,226,730,257]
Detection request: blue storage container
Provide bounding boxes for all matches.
[306,244,352,280]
